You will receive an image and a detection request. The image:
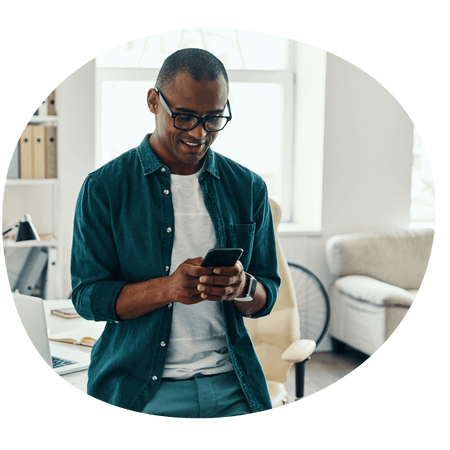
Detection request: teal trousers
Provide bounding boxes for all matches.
[141,370,252,418]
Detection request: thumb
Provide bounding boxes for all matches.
[183,256,204,266]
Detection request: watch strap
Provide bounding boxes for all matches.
[235,273,257,302]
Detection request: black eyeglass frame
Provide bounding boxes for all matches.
[155,88,232,132]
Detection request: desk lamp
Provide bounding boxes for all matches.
[2,214,40,242]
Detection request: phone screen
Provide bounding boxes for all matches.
[201,248,243,267]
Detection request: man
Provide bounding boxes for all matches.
[71,48,281,418]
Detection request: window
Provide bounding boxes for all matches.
[95,28,326,229]
[410,127,435,228]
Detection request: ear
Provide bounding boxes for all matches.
[147,88,158,113]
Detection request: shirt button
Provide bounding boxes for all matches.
[164,189,169,195]
[160,341,166,347]
[165,266,170,272]
[152,376,158,381]
[168,303,172,308]
[161,167,166,172]
[166,227,172,233]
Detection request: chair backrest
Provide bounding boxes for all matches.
[325,227,434,289]
[244,199,301,384]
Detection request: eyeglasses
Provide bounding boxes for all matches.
[156,88,232,132]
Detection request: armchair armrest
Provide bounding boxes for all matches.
[334,275,415,307]
[282,339,316,363]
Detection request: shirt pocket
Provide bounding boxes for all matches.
[229,222,256,270]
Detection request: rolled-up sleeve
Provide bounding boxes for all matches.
[71,175,128,322]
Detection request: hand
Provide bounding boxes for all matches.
[196,261,247,302]
[168,257,215,305]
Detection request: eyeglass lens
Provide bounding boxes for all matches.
[174,115,226,131]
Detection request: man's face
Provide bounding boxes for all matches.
[148,72,228,175]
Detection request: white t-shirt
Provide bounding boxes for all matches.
[161,166,233,379]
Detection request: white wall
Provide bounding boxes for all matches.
[57,60,96,297]
[322,53,413,236]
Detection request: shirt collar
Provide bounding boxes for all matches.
[136,134,220,179]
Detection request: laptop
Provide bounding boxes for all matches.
[12,292,92,375]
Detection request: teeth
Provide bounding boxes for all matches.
[183,141,202,147]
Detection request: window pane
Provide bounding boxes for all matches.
[100,81,155,166]
[212,82,284,205]
[99,80,285,208]
[96,28,289,70]
[410,127,435,226]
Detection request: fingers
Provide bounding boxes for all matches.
[179,260,213,278]
[197,283,236,301]
[183,256,204,266]
[198,274,241,286]
[196,262,246,301]
[196,261,243,287]
[211,260,243,276]
[174,259,245,303]
[181,259,243,277]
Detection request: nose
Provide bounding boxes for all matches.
[188,121,208,141]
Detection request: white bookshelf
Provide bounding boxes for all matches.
[28,115,58,125]
[3,106,61,299]
[3,237,58,249]
[5,178,57,186]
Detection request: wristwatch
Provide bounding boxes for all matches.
[235,273,257,302]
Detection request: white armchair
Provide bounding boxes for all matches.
[325,228,434,355]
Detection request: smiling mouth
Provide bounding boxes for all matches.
[181,140,205,147]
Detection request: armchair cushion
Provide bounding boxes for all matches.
[325,228,434,290]
[252,309,300,350]
[335,275,415,308]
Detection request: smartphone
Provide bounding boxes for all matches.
[201,248,244,267]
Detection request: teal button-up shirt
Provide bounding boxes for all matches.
[71,134,281,413]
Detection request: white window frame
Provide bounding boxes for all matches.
[95,39,326,234]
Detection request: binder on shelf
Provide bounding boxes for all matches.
[33,125,46,179]
[33,90,56,116]
[47,90,56,115]
[19,125,57,180]
[45,126,57,178]
[19,125,33,179]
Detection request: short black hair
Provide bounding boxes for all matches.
[155,48,229,93]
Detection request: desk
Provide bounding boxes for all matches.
[44,299,105,393]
